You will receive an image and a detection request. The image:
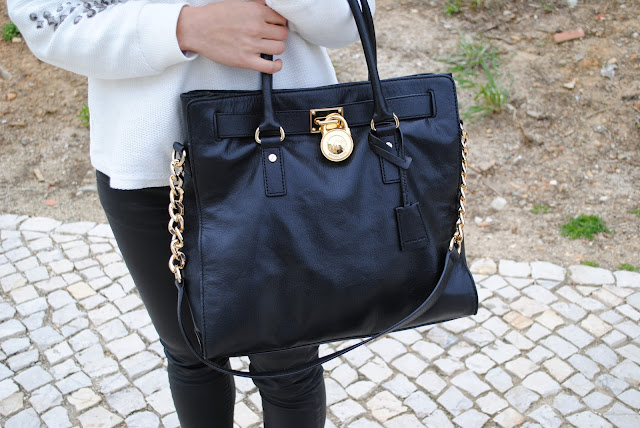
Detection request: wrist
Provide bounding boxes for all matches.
[176,5,197,53]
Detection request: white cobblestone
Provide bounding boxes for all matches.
[3,215,640,427]
[569,265,615,285]
[106,387,146,417]
[566,411,612,428]
[78,406,123,428]
[531,262,565,281]
[603,402,640,427]
[366,391,406,422]
[14,366,53,391]
[42,406,72,428]
[4,408,41,428]
[67,387,101,411]
[436,386,473,416]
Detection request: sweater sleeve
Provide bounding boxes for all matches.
[265,0,375,49]
[7,0,195,80]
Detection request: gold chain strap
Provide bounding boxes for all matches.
[169,149,186,282]
[449,124,469,254]
[168,124,469,281]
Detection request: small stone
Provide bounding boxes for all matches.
[531,262,565,281]
[99,373,129,394]
[0,379,19,401]
[56,371,92,394]
[29,384,62,413]
[29,326,64,349]
[382,374,416,398]
[491,197,508,211]
[494,408,525,428]
[121,351,162,378]
[16,297,48,317]
[567,411,612,428]
[415,370,447,395]
[470,258,497,275]
[499,260,531,278]
[126,411,160,428]
[465,353,495,374]
[522,371,561,397]
[604,402,640,427]
[569,265,615,285]
[19,217,61,232]
[423,409,455,428]
[345,380,375,400]
[359,358,393,383]
[368,338,406,363]
[9,286,38,305]
[78,406,123,428]
[562,373,595,397]
[505,385,539,413]
[146,388,175,415]
[4,408,41,428]
[66,282,96,299]
[0,392,24,417]
[391,353,425,378]
[437,386,473,416]
[411,341,444,361]
[505,357,538,379]
[611,359,640,384]
[106,387,146,417]
[451,370,490,397]
[14,365,53,391]
[615,270,640,288]
[482,339,520,364]
[553,392,584,415]
[485,367,513,393]
[7,349,39,371]
[83,357,119,378]
[404,391,437,418]
[133,368,169,395]
[477,391,508,415]
[568,354,600,379]
[583,391,613,409]
[1,337,30,356]
[557,325,595,348]
[366,391,406,422]
[41,406,71,428]
[67,388,101,411]
[543,357,574,382]
[53,304,84,326]
[453,409,489,428]
[529,405,562,428]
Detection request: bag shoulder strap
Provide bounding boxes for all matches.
[176,249,461,379]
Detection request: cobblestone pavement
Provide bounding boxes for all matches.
[0,214,639,428]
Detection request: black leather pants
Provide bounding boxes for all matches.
[96,171,326,428]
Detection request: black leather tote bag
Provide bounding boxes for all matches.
[168,0,478,378]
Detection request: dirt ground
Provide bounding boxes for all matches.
[1,0,639,270]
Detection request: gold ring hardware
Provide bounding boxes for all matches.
[370,113,400,131]
[318,113,354,162]
[255,127,285,144]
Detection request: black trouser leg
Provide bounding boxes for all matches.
[96,171,326,428]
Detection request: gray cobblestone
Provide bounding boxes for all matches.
[5,214,640,427]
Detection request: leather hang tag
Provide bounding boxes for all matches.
[395,202,429,250]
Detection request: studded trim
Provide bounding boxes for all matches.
[29,0,125,31]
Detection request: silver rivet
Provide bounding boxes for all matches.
[386,142,393,148]
[268,154,277,163]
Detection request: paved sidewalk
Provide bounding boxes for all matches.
[0,214,639,428]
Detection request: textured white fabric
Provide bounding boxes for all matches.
[8,0,375,189]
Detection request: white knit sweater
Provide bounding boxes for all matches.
[8,0,375,189]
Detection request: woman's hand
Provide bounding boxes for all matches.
[176,0,288,74]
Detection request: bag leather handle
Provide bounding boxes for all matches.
[258,0,393,137]
[176,249,461,379]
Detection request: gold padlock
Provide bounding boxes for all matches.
[317,113,353,162]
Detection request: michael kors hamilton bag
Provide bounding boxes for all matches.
[168,0,478,378]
